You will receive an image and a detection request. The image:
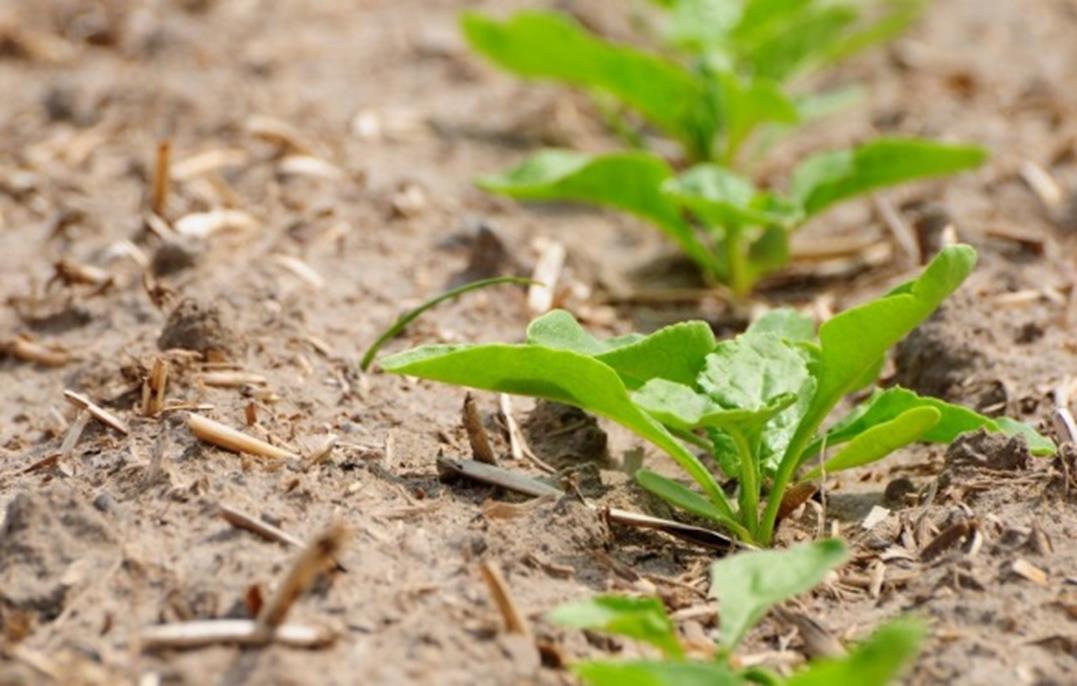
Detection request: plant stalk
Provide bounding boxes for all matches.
[729,428,758,538]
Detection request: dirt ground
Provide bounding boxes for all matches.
[0,1,1075,684]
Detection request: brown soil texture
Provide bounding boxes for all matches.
[1,1,1076,685]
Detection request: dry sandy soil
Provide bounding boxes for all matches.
[1,1,1075,684]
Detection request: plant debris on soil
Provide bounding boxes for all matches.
[0,1,1075,685]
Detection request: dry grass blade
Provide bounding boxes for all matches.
[463,393,497,465]
[59,409,92,459]
[141,619,335,650]
[1019,161,1063,211]
[174,209,257,239]
[499,393,556,474]
[259,523,348,628]
[187,413,297,459]
[2,335,71,367]
[63,390,129,435]
[269,254,325,290]
[479,560,531,638]
[874,195,921,265]
[151,140,171,217]
[199,370,268,388]
[245,115,318,155]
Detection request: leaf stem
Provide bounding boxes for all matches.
[729,428,758,538]
[758,429,813,545]
[359,276,536,371]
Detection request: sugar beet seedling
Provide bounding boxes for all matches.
[378,246,1055,546]
[462,5,986,295]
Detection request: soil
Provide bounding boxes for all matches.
[1,1,1075,685]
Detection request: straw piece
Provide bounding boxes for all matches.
[187,413,296,459]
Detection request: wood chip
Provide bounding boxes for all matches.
[479,560,531,638]
[1011,559,1048,586]
[2,335,70,367]
[186,413,297,459]
[63,390,129,435]
[1019,161,1063,211]
[141,357,169,417]
[151,140,171,217]
[463,393,497,465]
[141,619,335,650]
[527,240,565,314]
[174,209,257,239]
[199,370,268,388]
[861,505,891,531]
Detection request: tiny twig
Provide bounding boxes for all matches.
[141,619,334,651]
[479,560,531,638]
[258,523,347,628]
[59,409,92,459]
[463,393,497,465]
[220,504,305,548]
[499,394,556,474]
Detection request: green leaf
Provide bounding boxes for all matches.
[526,310,717,388]
[461,11,710,146]
[711,538,848,648]
[747,308,815,341]
[738,4,858,81]
[480,150,718,275]
[822,0,928,67]
[632,378,793,432]
[714,72,799,159]
[636,469,738,528]
[785,619,924,686]
[360,276,535,370]
[549,595,683,659]
[699,332,816,464]
[380,343,733,520]
[665,165,798,229]
[806,386,1057,461]
[574,660,744,686]
[799,406,940,482]
[792,138,988,217]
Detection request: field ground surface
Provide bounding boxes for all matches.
[0,0,1075,684]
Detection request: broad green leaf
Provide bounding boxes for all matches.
[380,343,732,517]
[799,406,940,482]
[747,308,815,341]
[526,310,717,388]
[714,72,799,159]
[665,165,798,229]
[632,378,794,432]
[549,595,683,659]
[805,386,1057,461]
[574,660,744,686]
[793,85,864,121]
[699,332,816,464]
[480,150,717,274]
[785,619,923,686]
[664,0,743,54]
[792,138,988,217]
[461,11,710,146]
[636,469,734,528]
[711,538,847,648]
[791,245,977,462]
[738,4,858,80]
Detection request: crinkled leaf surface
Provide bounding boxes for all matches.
[747,308,816,341]
[665,165,798,229]
[632,378,793,432]
[462,11,710,145]
[549,595,682,659]
[711,538,847,648]
[800,406,940,482]
[699,331,816,464]
[480,150,717,273]
[574,660,743,686]
[526,310,717,388]
[792,138,987,217]
[805,386,1056,461]
[785,619,923,686]
[714,72,799,157]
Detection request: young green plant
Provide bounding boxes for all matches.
[481,138,986,295]
[549,539,925,685]
[377,246,1055,546]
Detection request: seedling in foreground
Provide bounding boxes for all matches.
[379,246,1054,545]
[481,139,986,295]
[550,539,925,686]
